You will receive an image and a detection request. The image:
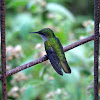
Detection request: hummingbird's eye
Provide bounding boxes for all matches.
[42,33,46,36]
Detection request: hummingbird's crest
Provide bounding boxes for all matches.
[37,28,55,38]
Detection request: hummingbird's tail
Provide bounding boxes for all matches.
[61,61,71,73]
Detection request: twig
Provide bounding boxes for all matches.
[0,33,100,80]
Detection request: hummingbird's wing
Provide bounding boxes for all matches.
[56,37,71,73]
[46,47,63,76]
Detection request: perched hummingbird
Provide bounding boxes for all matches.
[30,28,71,76]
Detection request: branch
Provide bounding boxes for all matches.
[0,33,100,79]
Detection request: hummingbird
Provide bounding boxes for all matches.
[30,28,71,76]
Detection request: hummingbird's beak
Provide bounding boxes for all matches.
[29,32,39,34]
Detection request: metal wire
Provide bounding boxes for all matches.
[0,33,100,80]
[0,0,7,100]
[94,0,99,100]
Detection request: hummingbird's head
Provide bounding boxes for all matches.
[30,28,55,41]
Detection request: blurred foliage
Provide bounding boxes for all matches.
[0,0,100,100]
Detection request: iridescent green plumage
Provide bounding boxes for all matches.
[31,28,71,76]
